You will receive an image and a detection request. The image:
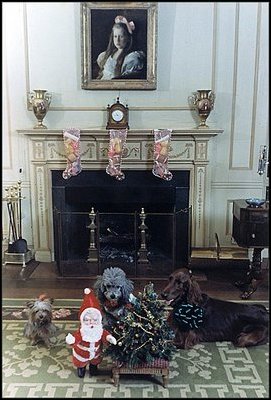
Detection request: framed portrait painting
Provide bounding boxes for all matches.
[81,2,158,90]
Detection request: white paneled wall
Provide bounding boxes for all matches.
[2,2,269,251]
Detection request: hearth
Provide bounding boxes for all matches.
[52,170,190,278]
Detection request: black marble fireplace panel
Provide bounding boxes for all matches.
[52,170,190,277]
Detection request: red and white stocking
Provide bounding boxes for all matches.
[152,129,173,181]
[106,129,127,181]
[62,128,82,180]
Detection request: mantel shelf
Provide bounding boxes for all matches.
[18,127,223,138]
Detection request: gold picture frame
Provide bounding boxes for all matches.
[81,2,157,90]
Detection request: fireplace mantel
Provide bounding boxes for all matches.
[18,128,222,135]
[18,127,223,262]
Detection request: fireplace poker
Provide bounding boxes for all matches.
[7,201,17,242]
[12,181,28,253]
[107,227,119,236]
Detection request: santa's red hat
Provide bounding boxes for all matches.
[78,288,102,324]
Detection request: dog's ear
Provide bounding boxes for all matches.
[25,300,35,309]
[187,277,203,305]
[93,275,105,301]
[93,275,102,291]
[47,298,54,305]
[121,277,134,302]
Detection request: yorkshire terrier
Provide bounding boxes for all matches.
[24,293,58,348]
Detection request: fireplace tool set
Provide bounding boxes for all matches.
[3,181,32,267]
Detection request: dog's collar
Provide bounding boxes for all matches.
[173,302,205,330]
[104,299,119,309]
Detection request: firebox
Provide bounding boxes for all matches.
[52,170,191,278]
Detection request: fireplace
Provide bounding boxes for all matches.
[18,127,223,269]
[52,170,190,278]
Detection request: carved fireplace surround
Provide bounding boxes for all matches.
[18,128,222,262]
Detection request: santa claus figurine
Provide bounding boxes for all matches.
[65,288,117,378]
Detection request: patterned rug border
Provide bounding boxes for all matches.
[2,299,82,322]
[2,298,269,306]
[2,298,83,305]
[2,298,269,323]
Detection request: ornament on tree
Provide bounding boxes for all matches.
[106,129,127,181]
[105,282,175,368]
[62,128,82,179]
[152,129,173,181]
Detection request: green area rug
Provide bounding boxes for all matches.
[2,299,269,398]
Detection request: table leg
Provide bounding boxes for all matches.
[235,248,264,299]
[162,369,169,387]
[112,369,119,387]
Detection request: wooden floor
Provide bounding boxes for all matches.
[2,257,269,302]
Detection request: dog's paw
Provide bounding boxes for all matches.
[48,336,57,346]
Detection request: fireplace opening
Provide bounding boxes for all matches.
[52,170,191,278]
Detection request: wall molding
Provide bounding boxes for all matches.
[229,3,261,171]
[212,181,263,189]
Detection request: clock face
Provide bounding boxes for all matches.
[112,109,124,122]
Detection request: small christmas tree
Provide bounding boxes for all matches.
[105,282,175,367]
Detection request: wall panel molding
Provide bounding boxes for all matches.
[2,33,13,170]
[211,2,218,92]
[212,181,263,189]
[229,3,261,171]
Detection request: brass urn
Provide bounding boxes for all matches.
[189,89,215,128]
[28,89,52,129]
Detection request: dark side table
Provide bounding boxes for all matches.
[232,199,269,299]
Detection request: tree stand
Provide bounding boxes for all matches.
[112,359,169,388]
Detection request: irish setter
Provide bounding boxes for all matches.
[161,268,269,349]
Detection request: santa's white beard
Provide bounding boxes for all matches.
[80,324,103,342]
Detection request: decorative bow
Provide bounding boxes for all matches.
[115,15,135,34]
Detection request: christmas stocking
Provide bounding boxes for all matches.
[62,128,82,179]
[106,129,127,181]
[152,129,173,181]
